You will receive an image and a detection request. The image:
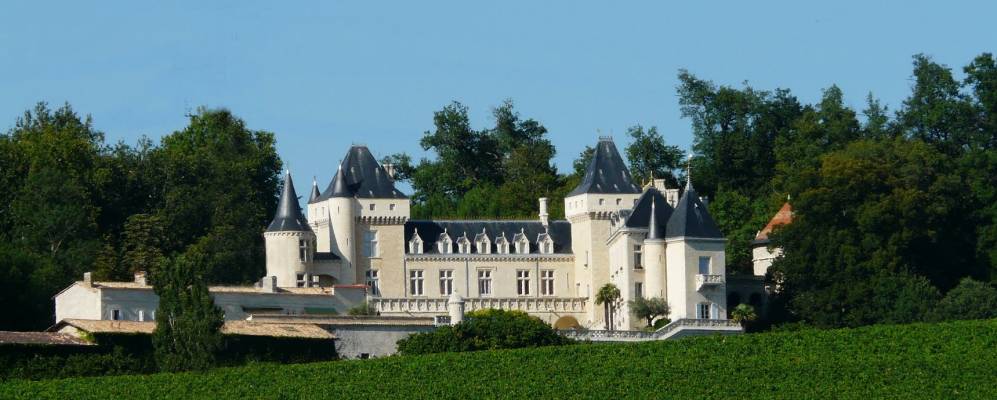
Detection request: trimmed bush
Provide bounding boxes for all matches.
[396,309,573,355]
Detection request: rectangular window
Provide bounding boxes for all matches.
[409,270,424,296]
[633,245,643,269]
[478,270,492,296]
[365,270,380,296]
[439,270,454,295]
[697,302,711,319]
[299,239,310,262]
[698,256,711,275]
[389,203,396,211]
[369,203,375,211]
[296,273,306,288]
[111,309,121,321]
[634,282,644,299]
[138,310,145,322]
[516,270,531,296]
[364,231,379,257]
[540,270,555,296]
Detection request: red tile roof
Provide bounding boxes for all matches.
[0,331,93,346]
[755,202,793,241]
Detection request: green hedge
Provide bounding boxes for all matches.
[0,333,337,381]
[3,319,996,399]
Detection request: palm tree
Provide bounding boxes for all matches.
[730,304,758,329]
[595,284,622,330]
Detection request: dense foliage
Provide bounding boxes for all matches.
[0,106,282,330]
[152,252,224,372]
[4,319,996,399]
[395,309,572,355]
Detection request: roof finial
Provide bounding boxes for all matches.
[685,154,693,190]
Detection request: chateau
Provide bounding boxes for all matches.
[53,136,784,353]
[268,136,730,330]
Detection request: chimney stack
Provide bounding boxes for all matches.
[538,197,549,227]
[134,271,147,286]
[382,163,396,180]
[83,272,92,288]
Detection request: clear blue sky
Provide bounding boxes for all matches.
[2,1,995,193]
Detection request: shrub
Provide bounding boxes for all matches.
[928,278,997,322]
[347,302,378,316]
[396,309,573,355]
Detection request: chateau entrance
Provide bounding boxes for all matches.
[554,316,580,330]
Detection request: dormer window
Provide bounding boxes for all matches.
[457,235,471,254]
[496,234,510,254]
[537,233,554,254]
[474,229,491,254]
[409,229,424,254]
[513,229,530,254]
[438,231,452,254]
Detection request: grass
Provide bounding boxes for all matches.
[2,319,996,399]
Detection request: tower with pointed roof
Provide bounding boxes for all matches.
[564,137,644,327]
[307,145,411,294]
[265,172,317,287]
[663,162,728,321]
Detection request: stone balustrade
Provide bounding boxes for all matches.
[372,296,587,315]
[696,274,725,291]
[561,318,742,342]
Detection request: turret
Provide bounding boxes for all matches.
[664,164,726,320]
[644,200,667,299]
[264,172,315,287]
[327,165,356,272]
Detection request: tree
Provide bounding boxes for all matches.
[928,278,997,322]
[897,54,978,153]
[595,283,622,330]
[347,301,379,316]
[121,214,165,277]
[625,126,684,187]
[152,250,224,372]
[153,108,282,284]
[396,309,573,355]
[629,297,670,328]
[730,304,758,328]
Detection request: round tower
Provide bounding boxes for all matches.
[644,199,667,299]
[265,172,315,287]
[328,165,356,270]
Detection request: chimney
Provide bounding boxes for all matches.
[261,276,277,293]
[382,163,395,180]
[83,272,93,288]
[652,178,668,192]
[134,271,147,286]
[538,197,549,227]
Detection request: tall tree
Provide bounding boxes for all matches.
[152,250,224,372]
[152,108,282,283]
[624,125,684,187]
[897,54,978,152]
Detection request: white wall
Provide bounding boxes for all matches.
[55,284,101,322]
[330,325,435,359]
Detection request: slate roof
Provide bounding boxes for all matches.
[267,172,312,232]
[308,180,321,203]
[316,145,407,201]
[622,188,675,239]
[405,220,572,254]
[568,138,641,196]
[665,185,723,239]
[753,202,793,244]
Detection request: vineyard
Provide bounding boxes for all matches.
[3,319,996,399]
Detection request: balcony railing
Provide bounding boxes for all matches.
[371,297,587,315]
[696,274,725,291]
[560,318,742,342]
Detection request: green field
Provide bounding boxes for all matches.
[3,319,996,399]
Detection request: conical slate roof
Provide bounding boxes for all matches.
[318,145,407,200]
[308,179,321,203]
[568,138,641,196]
[665,185,722,239]
[623,188,674,239]
[267,172,311,232]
